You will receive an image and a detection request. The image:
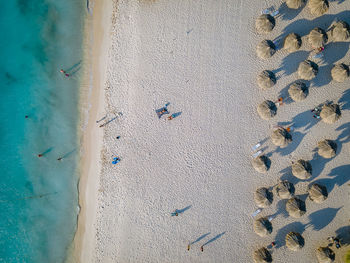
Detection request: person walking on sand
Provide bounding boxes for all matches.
[187,244,190,251]
[200,246,204,252]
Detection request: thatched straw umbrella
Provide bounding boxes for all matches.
[253,247,272,263]
[271,127,292,148]
[308,183,328,203]
[257,70,276,90]
[254,217,273,237]
[257,100,277,120]
[257,40,276,59]
[298,60,318,80]
[286,197,306,218]
[288,82,308,101]
[284,33,302,53]
[292,159,312,180]
[276,180,295,199]
[254,187,273,208]
[285,232,305,251]
[331,63,349,82]
[330,21,350,42]
[286,0,306,9]
[320,104,341,124]
[256,14,276,34]
[308,0,329,17]
[318,139,337,158]
[316,247,335,263]
[252,155,271,173]
[308,27,328,48]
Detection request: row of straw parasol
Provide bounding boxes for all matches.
[252,138,337,175]
[253,246,335,263]
[256,22,350,59]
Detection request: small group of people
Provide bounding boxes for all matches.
[156,103,181,120]
[60,69,70,77]
[327,236,341,249]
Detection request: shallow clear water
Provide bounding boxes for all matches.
[0,0,85,262]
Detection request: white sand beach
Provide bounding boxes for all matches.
[76,0,350,262]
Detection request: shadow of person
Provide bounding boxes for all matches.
[201,232,226,248]
[275,131,306,156]
[339,89,350,110]
[171,205,192,216]
[305,207,342,231]
[273,51,310,77]
[277,2,305,21]
[273,221,306,248]
[190,232,211,245]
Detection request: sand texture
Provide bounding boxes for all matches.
[81,0,350,262]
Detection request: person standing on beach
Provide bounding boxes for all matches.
[187,244,190,251]
[200,246,204,252]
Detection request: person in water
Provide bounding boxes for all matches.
[60,69,70,77]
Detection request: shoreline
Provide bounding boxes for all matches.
[72,0,113,262]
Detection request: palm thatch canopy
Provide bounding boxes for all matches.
[284,33,302,53]
[257,100,277,120]
[285,232,305,251]
[276,180,295,199]
[288,82,308,101]
[320,104,341,124]
[252,155,271,173]
[253,247,272,263]
[298,60,318,80]
[330,21,350,42]
[286,197,306,218]
[318,139,337,158]
[254,217,273,237]
[292,159,312,180]
[271,127,292,148]
[257,70,276,90]
[286,0,306,9]
[254,187,273,208]
[308,0,329,17]
[256,14,276,34]
[257,40,276,59]
[308,27,328,47]
[308,183,328,203]
[331,63,349,82]
[316,247,335,263]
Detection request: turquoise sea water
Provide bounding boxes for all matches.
[0,0,85,262]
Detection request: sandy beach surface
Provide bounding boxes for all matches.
[76,0,350,262]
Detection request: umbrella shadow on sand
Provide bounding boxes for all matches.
[304,207,343,231]
[277,2,305,21]
[339,88,350,110]
[273,51,310,77]
[313,164,350,193]
[274,221,306,248]
[270,199,289,219]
